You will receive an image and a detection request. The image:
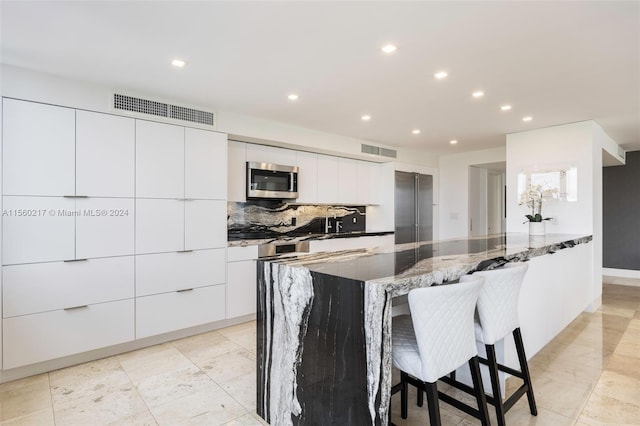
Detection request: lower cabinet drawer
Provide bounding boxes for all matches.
[3,299,134,370]
[136,284,225,339]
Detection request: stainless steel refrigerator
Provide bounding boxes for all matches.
[394,171,433,244]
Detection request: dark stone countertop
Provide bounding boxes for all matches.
[227,230,394,247]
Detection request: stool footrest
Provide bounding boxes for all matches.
[478,356,525,378]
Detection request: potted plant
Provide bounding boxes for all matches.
[519,184,551,236]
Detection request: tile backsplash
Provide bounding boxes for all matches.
[228,201,366,239]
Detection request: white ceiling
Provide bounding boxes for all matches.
[2,1,639,154]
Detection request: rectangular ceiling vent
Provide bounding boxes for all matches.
[113,93,215,127]
[361,143,397,158]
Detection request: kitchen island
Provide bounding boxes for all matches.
[257,233,593,425]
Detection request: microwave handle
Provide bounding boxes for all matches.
[290,172,295,192]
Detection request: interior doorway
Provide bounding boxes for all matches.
[469,162,506,236]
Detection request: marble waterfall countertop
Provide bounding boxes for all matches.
[257,232,592,425]
[267,232,592,295]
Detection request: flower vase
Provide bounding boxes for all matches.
[529,222,546,236]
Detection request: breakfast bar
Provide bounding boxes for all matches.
[256,233,593,425]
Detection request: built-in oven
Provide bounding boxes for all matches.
[247,162,298,200]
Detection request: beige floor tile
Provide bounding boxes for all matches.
[199,349,256,383]
[117,343,195,383]
[52,384,149,425]
[0,374,52,422]
[49,358,132,407]
[215,371,257,412]
[503,402,574,426]
[0,408,54,426]
[591,370,640,408]
[172,331,245,365]
[148,381,247,426]
[217,321,257,352]
[606,353,640,380]
[578,391,640,425]
[528,372,594,419]
[134,365,217,408]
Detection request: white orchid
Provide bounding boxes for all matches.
[519,185,551,223]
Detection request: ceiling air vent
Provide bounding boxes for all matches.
[113,93,215,127]
[361,143,397,158]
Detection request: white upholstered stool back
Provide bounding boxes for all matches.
[461,262,528,345]
[393,277,484,383]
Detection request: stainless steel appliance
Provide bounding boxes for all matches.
[394,171,433,244]
[247,162,298,200]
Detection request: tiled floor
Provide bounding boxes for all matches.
[1,283,638,425]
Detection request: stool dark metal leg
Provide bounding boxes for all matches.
[417,388,424,407]
[469,356,491,426]
[514,328,537,416]
[401,371,409,419]
[424,381,441,426]
[485,344,506,426]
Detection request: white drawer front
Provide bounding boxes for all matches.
[3,299,134,369]
[75,198,135,259]
[136,285,225,339]
[227,245,259,262]
[226,260,257,318]
[135,249,225,297]
[3,257,134,318]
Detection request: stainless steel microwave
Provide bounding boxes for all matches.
[247,162,299,199]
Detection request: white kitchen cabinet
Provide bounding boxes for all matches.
[226,245,259,319]
[185,128,227,200]
[136,284,226,339]
[246,144,296,166]
[338,158,358,204]
[2,196,75,265]
[136,249,226,297]
[3,256,134,318]
[317,154,338,204]
[309,239,334,253]
[136,120,185,198]
[184,200,227,250]
[76,198,135,259]
[135,199,184,254]
[295,151,318,203]
[2,99,76,197]
[227,141,247,202]
[76,110,135,197]
[3,299,134,369]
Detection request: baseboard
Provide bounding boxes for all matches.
[603,268,640,286]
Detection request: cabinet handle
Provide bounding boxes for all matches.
[177,288,194,293]
[183,198,195,201]
[64,258,88,263]
[64,305,88,311]
[63,195,89,198]
[176,250,194,253]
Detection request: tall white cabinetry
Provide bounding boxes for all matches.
[134,121,227,338]
[1,98,228,371]
[2,99,136,369]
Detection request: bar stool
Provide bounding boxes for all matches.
[452,263,537,426]
[391,277,491,426]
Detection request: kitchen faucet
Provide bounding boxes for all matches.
[325,206,336,233]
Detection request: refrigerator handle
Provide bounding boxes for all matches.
[415,174,419,229]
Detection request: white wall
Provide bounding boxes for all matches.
[506,120,621,311]
[438,147,506,239]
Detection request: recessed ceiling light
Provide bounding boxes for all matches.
[361,115,371,121]
[522,116,533,122]
[171,59,186,68]
[450,139,458,145]
[501,105,512,111]
[381,44,397,54]
[287,94,299,101]
[412,129,421,135]
[472,91,484,98]
[434,71,448,79]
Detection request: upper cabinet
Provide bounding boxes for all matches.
[246,144,296,166]
[338,158,358,204]
[3,100,137,198]
[295,151,318,204]
[76,111,135,197]
[317,154,339,204]
[3,99,76,196]
[184,128,227,200]
[136,121,185,199]
[228,141,247,202]
[136,121,227,200]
